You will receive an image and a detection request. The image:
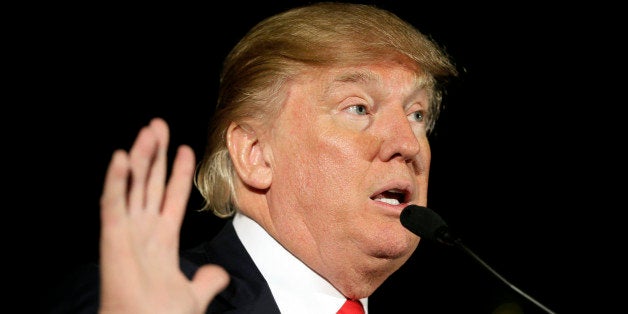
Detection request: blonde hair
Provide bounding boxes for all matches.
[194,2,458,217]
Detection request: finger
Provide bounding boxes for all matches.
[99,150,133,277]
[144,118,170,213]
[100,150,131,233]
[190,264,230,311]
[161,145,196,237]
[127,124,159,214]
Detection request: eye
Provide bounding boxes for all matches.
[409,110,424,122]
[346,104,369,116]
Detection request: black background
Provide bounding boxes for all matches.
[12,1,624,313]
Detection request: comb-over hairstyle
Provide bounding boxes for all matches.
[195,2,458,217]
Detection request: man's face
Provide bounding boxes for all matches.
[265,60,430,278]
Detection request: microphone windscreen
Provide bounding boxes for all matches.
[400,205,448,241]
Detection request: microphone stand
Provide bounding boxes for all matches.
[453,238,557,314]
[401,205,558,313]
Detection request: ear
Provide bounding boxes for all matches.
[226,122,272,190]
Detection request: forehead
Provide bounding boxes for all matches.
[317,61,429,98]
[331,65,421,87]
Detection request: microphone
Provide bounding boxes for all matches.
[400,205,557,314]
[399,204,460,246]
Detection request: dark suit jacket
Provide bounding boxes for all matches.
[47,219,281,314]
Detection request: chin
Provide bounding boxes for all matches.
[367,229,418,260]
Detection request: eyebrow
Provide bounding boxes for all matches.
[326,68,427,98]
[333,70,379,85]
[322,69,380,97]
[329,68,426,90]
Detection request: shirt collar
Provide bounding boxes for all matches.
[233,212,368,313]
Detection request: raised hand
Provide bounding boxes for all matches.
[98,117,229,314]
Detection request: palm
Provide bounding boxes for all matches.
[98,118,228,314]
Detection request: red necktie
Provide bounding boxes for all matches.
[337,299,365,314]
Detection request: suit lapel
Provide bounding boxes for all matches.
[180,219,281,314]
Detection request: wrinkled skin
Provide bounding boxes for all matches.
[230,60,429,299]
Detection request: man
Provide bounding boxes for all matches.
[52,2,458,313]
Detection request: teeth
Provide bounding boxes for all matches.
[376,198,400,205]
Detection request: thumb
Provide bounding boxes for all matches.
[190,264,230,310]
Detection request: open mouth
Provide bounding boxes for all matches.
[370,189,408,206]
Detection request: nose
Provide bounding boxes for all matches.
[377,109,423,162]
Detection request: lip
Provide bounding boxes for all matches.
[369,180,415,214]
[369,199,411,217]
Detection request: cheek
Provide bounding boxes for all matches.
[269,101,383,206]
[308,131,380,192]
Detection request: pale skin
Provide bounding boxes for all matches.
[99,118,229,314]
[229,59,429,300]
[97,58,429,312]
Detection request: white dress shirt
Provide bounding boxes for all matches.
[233,212,368,313]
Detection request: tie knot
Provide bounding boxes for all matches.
[337,299,364,314]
